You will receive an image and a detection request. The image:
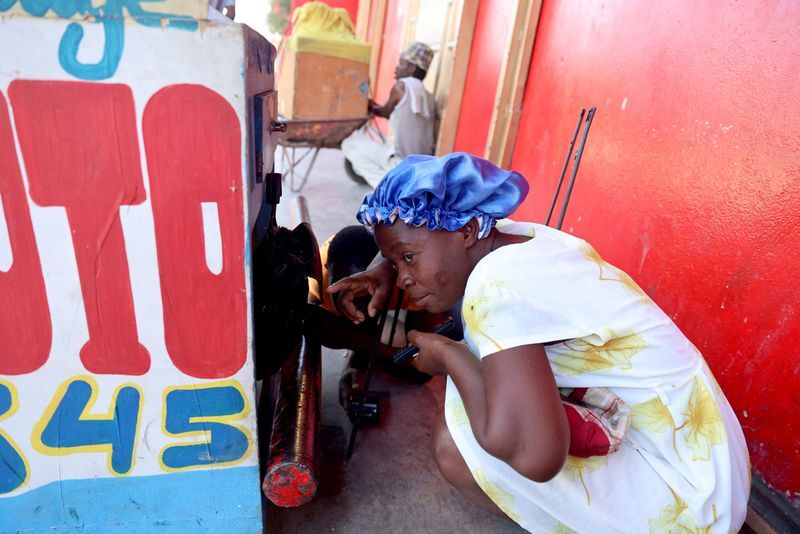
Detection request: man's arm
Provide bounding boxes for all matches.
[369,81,405,118]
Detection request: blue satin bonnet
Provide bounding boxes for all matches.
[356,152,529,239]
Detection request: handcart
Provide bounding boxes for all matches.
[277,116,369,192]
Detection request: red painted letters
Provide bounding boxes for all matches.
[143,85,246,379]
[9,81,150,375]
[0,93,52,374]
[3,81,246,379]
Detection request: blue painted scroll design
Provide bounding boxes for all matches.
[1,0,199,80]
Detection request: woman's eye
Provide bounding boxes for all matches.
[402,253,414,263]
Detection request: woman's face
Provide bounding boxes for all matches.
[374,222,472,313]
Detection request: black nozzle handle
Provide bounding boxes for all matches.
[393,319,456,364]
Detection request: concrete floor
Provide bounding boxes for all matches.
[266,148,523,533]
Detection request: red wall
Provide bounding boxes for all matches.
[452,0,513,156]
[511,0,800,498]
[371,0,407,132]
[290,0,359,25]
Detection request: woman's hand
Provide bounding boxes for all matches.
[328,259,394,323]
[406,330,472,376]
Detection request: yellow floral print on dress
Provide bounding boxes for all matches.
[696,356,749,476]
[696,353,725,399]
[677,376,727,462]
[444,223,750,532]
[648,487,712,534]
[462,280,510,352]
[554,330,648,376]
[445,397,470,428]
[631,396,682,460]
[563,455,607,506]
[472,468,520,522]
[579,241,649,300]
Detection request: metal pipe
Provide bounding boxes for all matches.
[262,335,321,507]
[545,109,585,227]
[556,107,596,230]
[289,194,311,228]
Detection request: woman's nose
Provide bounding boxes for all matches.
[396,267,414,289]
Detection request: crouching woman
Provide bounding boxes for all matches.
[329,152,750,533]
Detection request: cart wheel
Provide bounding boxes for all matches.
[344,158,368,186]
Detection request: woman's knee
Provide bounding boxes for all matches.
[431,414,470,485]
[431,414,505,517]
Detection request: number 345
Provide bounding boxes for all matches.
[0,377,253,495]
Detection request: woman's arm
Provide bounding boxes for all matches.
[409,332,569,482]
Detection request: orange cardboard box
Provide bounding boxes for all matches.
[278,49,369,120]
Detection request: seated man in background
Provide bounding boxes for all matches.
[341,42,437,188]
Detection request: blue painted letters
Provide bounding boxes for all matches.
[161,384,250,470]
[1,0,198,80]
[0,382,28,494]
[37,378,142,475]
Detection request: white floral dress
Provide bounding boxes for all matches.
[445,221,750,533]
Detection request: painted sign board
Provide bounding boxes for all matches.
[0,4,275,531]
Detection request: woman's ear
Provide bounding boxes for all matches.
[459,219,481,248]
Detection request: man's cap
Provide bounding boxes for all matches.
[400,42,434,72]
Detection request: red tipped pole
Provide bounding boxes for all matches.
[263,335,321,507]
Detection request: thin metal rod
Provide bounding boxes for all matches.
[280,146,291,184]
[387,289,403,348]
[345,296,392,460]
[369,117,386,143]
[281,145,317,191]
[556,107,596,230]
[291,147,321,192]
[545,109,585,226]
[287,147,296,185]
[289,145,316,166]
[289,195,311,228]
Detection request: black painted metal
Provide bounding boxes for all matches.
[546,108,585,227]
[556,107,596,231]
[748,475,800,533]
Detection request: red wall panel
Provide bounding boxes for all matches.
[452,0,513,156]
[510,0,800,497]
[371,0,407,133]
